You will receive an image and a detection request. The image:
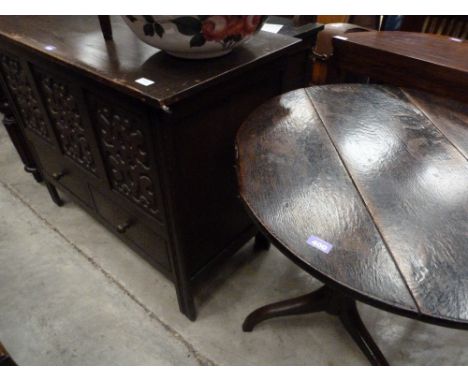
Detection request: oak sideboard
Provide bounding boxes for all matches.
[0,16,318,319]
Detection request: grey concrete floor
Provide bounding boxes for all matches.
[0,123,467,366]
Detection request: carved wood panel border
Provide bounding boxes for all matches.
[90,97,163,221]
[35,69,98,175]
[0,53,50,143]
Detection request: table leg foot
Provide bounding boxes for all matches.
[243,285,389,365]
[339,299,389,366]
[254,232,271,251]
[0,341,16,366]
[243,286,329,332]
[46,182,64,207]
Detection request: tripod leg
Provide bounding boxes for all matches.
[254,232,271,251]
[339,300,389,366]
[243,286,329,332]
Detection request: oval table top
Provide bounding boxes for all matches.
[236,84,468,329]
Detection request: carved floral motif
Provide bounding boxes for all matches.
[39,73,96,173]
[0,54,49,141]
[95,104,159,216]
[126,15,264,49]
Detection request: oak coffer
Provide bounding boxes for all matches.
[0,16,316,319]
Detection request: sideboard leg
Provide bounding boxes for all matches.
[243,285,389,365]
[45,182,64,207]
[24,165,43,183]
[183,295,197,322]
[176,285,197,321]
[1,91,43,183]
[254,231,271,251]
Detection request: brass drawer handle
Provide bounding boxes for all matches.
[116,220,131,233]
[52,170,67,181]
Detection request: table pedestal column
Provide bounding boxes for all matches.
[243,285,389,366]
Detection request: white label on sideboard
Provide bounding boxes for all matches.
[261,23,283,34]
[135,77,155,86]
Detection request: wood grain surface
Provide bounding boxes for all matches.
[237,88,417,313]
[0,16,301,109]
[237,84,468,327]
[332,32,468,103]
[336,32,467,72]
[403,89,468,158]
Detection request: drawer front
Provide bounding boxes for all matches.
[27,134,94,208]
[91,187,171,272]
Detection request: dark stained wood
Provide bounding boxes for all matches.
[236,88,417,314]
[399,16,468,39]
[338,293,388,366]
[403,88,468,158]
[332,31,468,103]
[307,85,468,326]
[45,181,64,206]
[243,285,389,365]
[98,15,113,41]
[0,16,302,110]
[0,341,16,366]
[0,82,42,182]
[0,16,317,320]
[243,286,332,332]
[237,84,468,329]
[253,232,271,251]
[265,16,324,86]
[91,187,171,270]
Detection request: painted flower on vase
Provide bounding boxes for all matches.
[201,16,263,44]
[127,15,264,49]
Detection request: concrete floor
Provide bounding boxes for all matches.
[0,123,467,366]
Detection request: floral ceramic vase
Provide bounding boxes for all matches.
[123,16,266,59]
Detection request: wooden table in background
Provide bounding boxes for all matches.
[332,31,468,103]
[236,84,468,365]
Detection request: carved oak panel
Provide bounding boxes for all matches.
[0,53,50,141]
[36,72,97,174]
[93,101,160,218]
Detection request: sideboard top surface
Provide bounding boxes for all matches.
[0,16,302,109]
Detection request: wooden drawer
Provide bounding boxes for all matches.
[90,187,171,272]
[26,133,94,208]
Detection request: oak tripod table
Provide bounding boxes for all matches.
[236,84,468,365]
